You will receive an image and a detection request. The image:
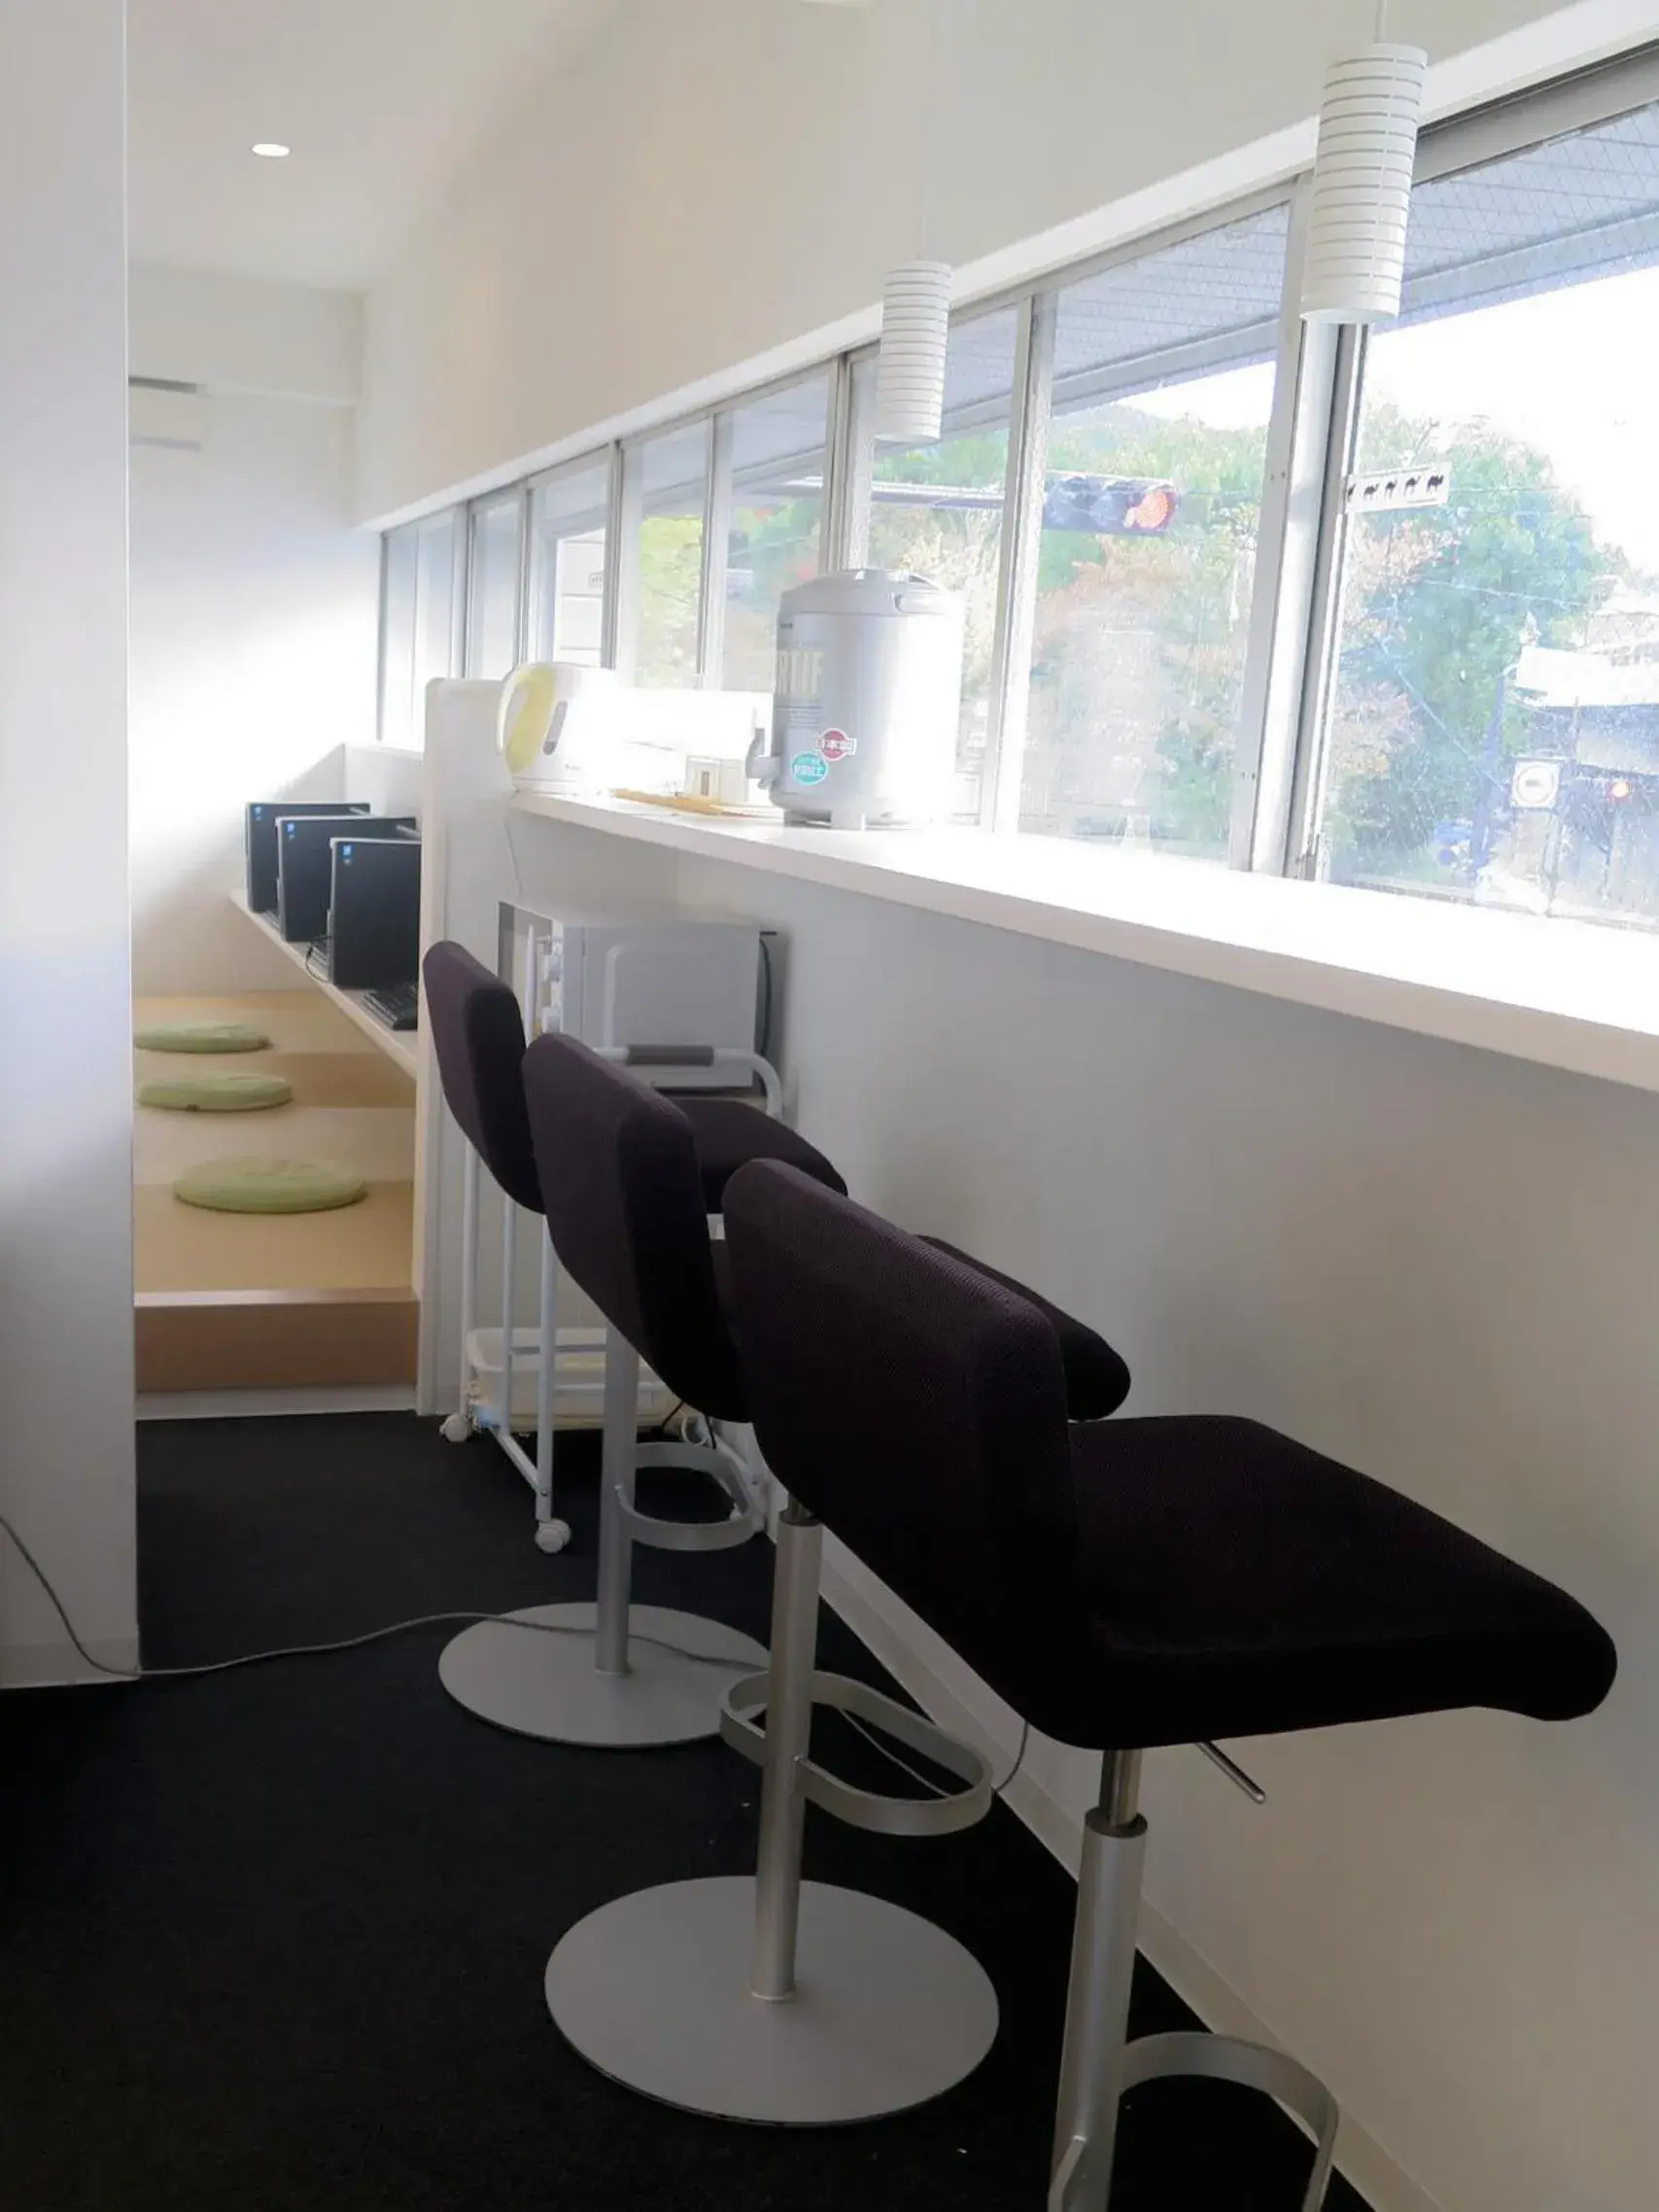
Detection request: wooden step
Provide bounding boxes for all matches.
[135,1290,418,1394]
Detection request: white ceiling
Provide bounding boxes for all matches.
[127,0,616,291]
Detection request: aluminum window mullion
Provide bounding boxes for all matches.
[983,292,1056,834]
[609,441,643,680]
[511,482,532,667]
[447,508,467,679]
[1228,175,1338,873]
[822,355,856,572]
[843,360,877,570]
[374,529,394,743]
[595,444,623,671]
[462,503,482,677]
[698,413,733,685]
[1281,325,1366,881]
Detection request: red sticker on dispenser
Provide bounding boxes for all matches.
[819,729,856,763]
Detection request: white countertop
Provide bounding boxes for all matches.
[513,789,1659,1098]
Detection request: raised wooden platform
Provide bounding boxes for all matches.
[133,989,418,1393]
[136,1290,418,1393]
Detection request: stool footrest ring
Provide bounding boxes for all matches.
[720,1668,993,1838]
[1118,2031,1338,2212]
[619,1440,764,1554]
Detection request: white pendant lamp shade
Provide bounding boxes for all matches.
[1300,42,1428,325]
[876,259,951,443]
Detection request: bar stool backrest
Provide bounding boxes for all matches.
[423,941,543,1214]
[523,1031,745,1419]
[723,1158,1084,1676]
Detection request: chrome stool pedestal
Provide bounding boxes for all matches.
[546,1502,999,2121]
[1048,1750,1339,2212]
[438,1336,765,1746]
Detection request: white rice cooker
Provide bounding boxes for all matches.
[752,569,965,828]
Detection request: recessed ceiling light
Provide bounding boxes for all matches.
[251,142,291,159]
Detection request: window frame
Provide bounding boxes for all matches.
[620,414,714,690]
[375,42,1659,946]
[987,185,1298,845]
[463,483,530,682]
[524,448,616,670]
[845,294,1029,818]
[376,504,465,748]
[1276,45,1659,894]
[713,367,837,693]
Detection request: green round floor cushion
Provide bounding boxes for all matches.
[135,1021,272,1054]
[173,1159,368,1215]
[139,1072,294,1114]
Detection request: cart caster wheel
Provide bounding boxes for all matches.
[440,1412,473,1444]
[535,1519,572,1555]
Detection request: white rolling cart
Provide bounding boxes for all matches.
[415,672,790,1570]
[437,891,784,1564]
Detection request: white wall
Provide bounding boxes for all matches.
[357,0,1656,521]
[131,263,363,404]
[0,1,137,1684]
[128,267,381,995]
[518,814,1653,2212]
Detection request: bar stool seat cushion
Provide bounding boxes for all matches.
[1050,1415,1618,1750]
[918,1238,1129,1422]
[677,1097,847,1211]
[721,1160,1616,1759]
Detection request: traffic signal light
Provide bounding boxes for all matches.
[1042,473,1181,536]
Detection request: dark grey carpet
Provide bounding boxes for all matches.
[0,1413,1366,2211]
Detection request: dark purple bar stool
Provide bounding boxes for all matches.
[547,1158,1615,2193]
[423,938,845,1745]
[510,1026,1131,1762]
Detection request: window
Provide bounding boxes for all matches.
[1020,205,1290,857]
[528,457,611,667]
[719,375,832,692]
[850,308,1020,813]
[466,491,524,679]
[1309,98,1659,929]
[378,508,459,747]
[633,421,711,686]
[376,52,1659,947]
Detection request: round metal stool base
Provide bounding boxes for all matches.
[437,1605,765,1746]
[545,1875,998,2123]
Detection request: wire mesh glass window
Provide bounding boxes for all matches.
[1309,98,1659,929]
[1020,204,1290,858]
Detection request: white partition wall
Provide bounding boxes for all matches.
[127,267,380,997]
[0,0,137,1684]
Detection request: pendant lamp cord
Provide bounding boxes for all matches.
[918,0,944,259]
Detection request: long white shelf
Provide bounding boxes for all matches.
[226,892,422,1080]
[514,787,1659,1098]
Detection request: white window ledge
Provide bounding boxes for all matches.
[513,790,1659,1097]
